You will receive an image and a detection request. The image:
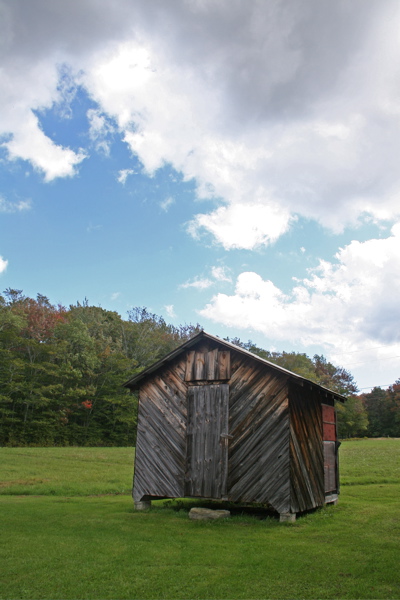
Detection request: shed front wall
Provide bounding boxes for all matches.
[133,343,292,513]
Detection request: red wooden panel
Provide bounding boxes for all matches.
[322,404,335,424]
[323,422,336,441]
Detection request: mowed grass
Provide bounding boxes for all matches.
[0,447,135,496]
[340,438,400,485]
[0,440,399,599]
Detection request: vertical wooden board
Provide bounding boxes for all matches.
[218,350,231,380]
[186,384,229,498]
[205,348,218,380]
[185,351,195,381]
[194,352,205,380]
[220,384,229,497]
[324,441,336,493]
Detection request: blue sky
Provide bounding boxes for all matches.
[1,0,400,392]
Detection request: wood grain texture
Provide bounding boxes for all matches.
[186,384,229,498]
[132,338,341,515]
[133,357,187,502]
[185,348,231,381]
[228,353,291,514]
[289,385,325,513]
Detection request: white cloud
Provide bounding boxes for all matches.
[0,196,31,213]
[211,266,232,283]
[0,46,86,180]
[180,277,213,290]
[181,265,232,291]
[2,1,400,238]
[160,196,175,212]
[87,108,114,155]
[117,169,135,185]
[111,292,120,301]
[0,256,8,273]
[200,224,400,353]
[164,304,176,318]
[188,203,292,249]
[3,111,86,181]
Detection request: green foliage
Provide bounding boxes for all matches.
[1,288,398,444]
[336,395,369,439]
[0,292,200,447]
[362,382,400,438]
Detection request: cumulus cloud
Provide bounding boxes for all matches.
[2,0,400,239]
[188,203,292,249]
[200,224,400,353]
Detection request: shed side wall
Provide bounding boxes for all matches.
[133,358,187,502]
[228,353,291,514]
[289,384,325,513]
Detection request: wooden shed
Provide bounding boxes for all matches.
[124,331,345,521]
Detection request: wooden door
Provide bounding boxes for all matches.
[322,404,338,494]
[186,384,229,498]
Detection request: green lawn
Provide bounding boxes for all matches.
[1,440,399,599]
[0,446,135,496]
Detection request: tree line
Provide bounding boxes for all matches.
[0,289,201,446]
[0,289,398,445]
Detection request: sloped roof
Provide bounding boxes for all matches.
[123,330,346,401]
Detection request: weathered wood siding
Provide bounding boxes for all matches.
[228,353,291,514]
[132,338,339,515]
[186,384,229,498]
[185,348,231,381]
[133,358,187,502]
[289,385,325,513]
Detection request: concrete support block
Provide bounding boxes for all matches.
[279,512,296,523]
[134,500,152,511]
[325,493,338,505]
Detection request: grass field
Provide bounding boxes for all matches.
[1,440,399,599]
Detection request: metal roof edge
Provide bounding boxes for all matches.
[123,330,347,401]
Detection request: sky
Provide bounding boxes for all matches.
[1,0,400,392]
